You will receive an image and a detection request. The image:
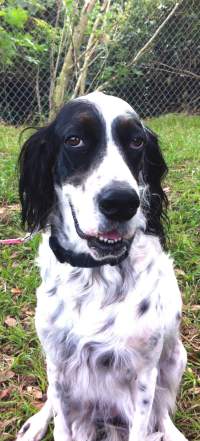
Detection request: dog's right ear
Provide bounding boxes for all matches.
[19,125,57,232]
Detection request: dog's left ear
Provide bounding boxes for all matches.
[142,127,168,245]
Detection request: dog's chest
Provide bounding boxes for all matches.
[36,259,164,375]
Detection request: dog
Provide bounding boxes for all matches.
[16,92,187,441]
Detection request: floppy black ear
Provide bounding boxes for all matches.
[19,124,57,232]
[142,127,168,246]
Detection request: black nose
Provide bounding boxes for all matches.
[98,185,140,222]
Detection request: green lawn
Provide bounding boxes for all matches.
[0,115,200,440]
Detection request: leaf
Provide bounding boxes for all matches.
[0,28,16,65]
[4,316,17,327]
[27,386,44,410]
[33,389,43,400]
[163,186,170,193]
[11,287,22,295]
[0,371,15,383]
[175,269,186,277]
[24,55,39,65]
[32,401,44,410]
[21,308,34,317]
[5,7,28,29]
[0,388,12,399]
[27,386,43,400]
[190,305,200,311]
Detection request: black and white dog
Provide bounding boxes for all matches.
[16,92,187,441]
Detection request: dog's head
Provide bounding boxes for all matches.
[19,92,168,266]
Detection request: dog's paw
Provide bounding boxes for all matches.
[16,413,49,441]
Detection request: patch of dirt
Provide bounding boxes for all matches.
[0,204,20,224]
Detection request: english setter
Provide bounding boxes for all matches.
[16,92,187,441]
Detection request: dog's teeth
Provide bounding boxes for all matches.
[98,236,108,243]
[98,236,123,244]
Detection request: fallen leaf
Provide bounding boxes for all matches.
[163,186,170,193]
[32,401,44,410]
[190,305,200,311]
[0,388,12,399]
[4,315,17,328]
[27,386,43,400]
[11,287,22,295]
[175,269,186,277]
[0,204,20,215]
[12,261,19,268]
[4,316,17,327]
[33,389,43,400]
[27,386,33,393]
[0,370,15,383]
[0,416,17,431]
[21,309,34,316]
[10,252,19,259]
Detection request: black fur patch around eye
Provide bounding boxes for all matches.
[112,116,168,246]
[111,114,145,179]
[54,100,107,185]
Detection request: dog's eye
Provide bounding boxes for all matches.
[130,137,144,149]
[64,136,84,147]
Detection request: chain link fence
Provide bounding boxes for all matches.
[0,0,199,125]
[109,0,200,117]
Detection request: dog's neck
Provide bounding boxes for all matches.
[37,230,163,315]
[49,234,130,268]
[47,229,161,271]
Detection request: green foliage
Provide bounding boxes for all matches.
[0,1,56,66]
[4,6,28,28]
[0,27,16,64]
[1,0,199,123]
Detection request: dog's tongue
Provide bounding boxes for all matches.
[99,230,121,240]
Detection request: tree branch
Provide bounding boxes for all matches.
[128,2,180,67]
[148,61,200,80]
[72,0,111,98]
[97,2,181,92]
[49,0,97,119]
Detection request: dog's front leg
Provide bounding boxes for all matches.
[158,339,188,441]
[129,367,159,441]
[16,398,53,441]
[47,361,72,441]
[52,396,72,441]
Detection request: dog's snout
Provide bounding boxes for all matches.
[98,185,140,222]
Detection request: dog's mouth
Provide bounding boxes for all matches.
[70,204,133,261]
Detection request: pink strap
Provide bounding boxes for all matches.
[0,238,25,245]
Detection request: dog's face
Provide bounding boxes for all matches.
[19,92,168,264]
[54,93,146,262]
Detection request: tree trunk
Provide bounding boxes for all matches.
[72,0,111,98]
[49,0,97,119]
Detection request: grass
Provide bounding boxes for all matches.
[0,114,200,440]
